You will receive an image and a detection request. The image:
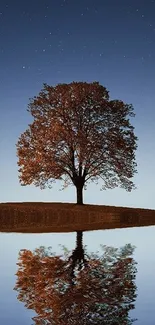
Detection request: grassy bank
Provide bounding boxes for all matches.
[0,202,155,233]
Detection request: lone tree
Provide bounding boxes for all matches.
[16,81,137,204]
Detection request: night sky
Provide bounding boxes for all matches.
[0,0,155,208]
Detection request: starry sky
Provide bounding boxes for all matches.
[0,0,155,208]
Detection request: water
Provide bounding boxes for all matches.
[0,226,155,324]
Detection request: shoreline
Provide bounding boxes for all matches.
[0,202,155,233]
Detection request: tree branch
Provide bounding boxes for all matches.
[70,147,77,178]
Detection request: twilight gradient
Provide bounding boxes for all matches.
[0,0,155,208]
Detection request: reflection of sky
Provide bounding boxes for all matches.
[0,226,155,324]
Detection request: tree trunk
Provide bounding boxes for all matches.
[76,185,83,205]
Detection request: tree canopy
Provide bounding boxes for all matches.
[16,81,138,204]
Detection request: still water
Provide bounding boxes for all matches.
[0,226,155,324]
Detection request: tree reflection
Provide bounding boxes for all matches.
[14,231,137,324]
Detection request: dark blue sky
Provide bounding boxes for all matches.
[0,0,155,208]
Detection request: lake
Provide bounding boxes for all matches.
[0,225,155,324]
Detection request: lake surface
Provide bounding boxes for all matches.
[1,225,155,324]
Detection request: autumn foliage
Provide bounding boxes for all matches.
[14,238,137,324]
[16,82,138,204]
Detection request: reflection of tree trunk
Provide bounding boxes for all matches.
[69,231,87,282]
[76,185,83,205]
[76,230,83,249]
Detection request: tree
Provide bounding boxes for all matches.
[16,82,138,204]
[14,238,137,325]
